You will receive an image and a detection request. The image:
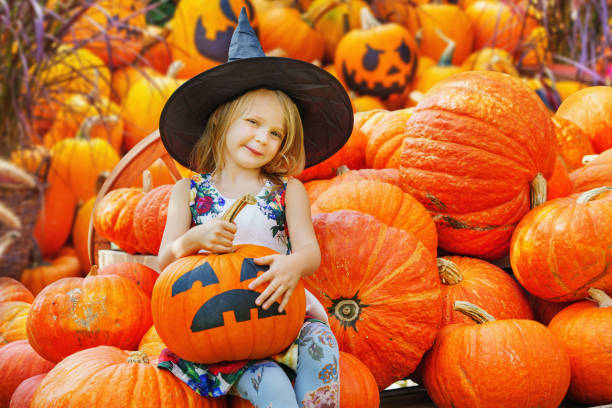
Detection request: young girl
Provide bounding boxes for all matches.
[156,8,353,408]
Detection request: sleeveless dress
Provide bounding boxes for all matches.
[157,173,328,397]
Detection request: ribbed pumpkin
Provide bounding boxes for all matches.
[133,184,173,255]
[30,346,225,407]
[0,278,33,303]
[548,288,612,405]
[9,373,46,408]
[305,168,401,203]
[26,272,152,363]
[98,263,159,298]
[413,31,465,94]
[20,247,81,296]
[436,256,532,326]
[547,155,573,200]
[555,86,612,153]
[152,245,306,363]
[552,115,594,171]
[335,8,418,101]
[111,65,158,104]
[570,148,612,193]
[311,180,438,256]
[0,301,30,344]
[0,341,54,408]
[422,301,570,408]
[304,210,441,390]
[139,325,167,357]
[400,70,557,260]
[363,108,414,169]
[510,187,612,301]
[93,187,146,254]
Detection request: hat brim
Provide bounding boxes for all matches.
[159,57,354,171]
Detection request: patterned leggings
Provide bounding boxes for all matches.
[233,321,340,408]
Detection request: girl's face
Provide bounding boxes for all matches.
[223,89,286,172]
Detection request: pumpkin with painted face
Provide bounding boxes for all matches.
[168,0,256,78]
[151,245,306,363]
[334,7,418,101]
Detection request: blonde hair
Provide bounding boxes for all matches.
[189,88,305,183]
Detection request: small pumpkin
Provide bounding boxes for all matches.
[548,288,612,405]
[133,183,173,255]
[304,210,441,390]
[9,373,46,408]
[552,115,595,171]
[422,301,571,408]
[98,263,159,298]
[363,108,414,169]
[0,278,34,303]
[30,347,225,407]
[111,65,158,104]
[139,325,167,357]
[0,301,30,345]
[20,247,81,296]
[460,47,519,76]
[26,270,152,363]
[510,187,612,301]
[569,148,612,193]
[0,341,54,408]
[72,196,96,274]
[413,30,465,94]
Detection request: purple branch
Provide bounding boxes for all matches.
[28,0,44,63]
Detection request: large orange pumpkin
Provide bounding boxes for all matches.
[20,247,81,296]
[98,263,159,298]
[569,148,612,193]
[0,278,33,303]
[436,256,532,325]
[400,70,557,260]
[555,86,612,153]
[422,301,570,408]
[152,245,306,363]
[510,187,612,301]
[30,346,225,407]
[26,272,152,363]
[0,301,30,345]
[0,341,54,408]
[548,288,612,405]
[304,210,441,390]
[133,184,173,255]
[311,180,438,256]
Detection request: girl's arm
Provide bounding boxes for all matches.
[158,179,237,271]
[250,177,321,311]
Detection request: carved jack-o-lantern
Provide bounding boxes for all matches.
[334,8,418,100]
[151,245,306,364]
[168,0,256,78]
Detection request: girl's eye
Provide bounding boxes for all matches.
[246,118,257,124]
[271,131,283,138]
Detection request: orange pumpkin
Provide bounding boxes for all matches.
[460,47,519,76]
[9,373,46,408]
[363,108,414,169]
[132,183,172,255]
[72,197,96,274]
[26,272,152,363]
[311,180,438,256]
[139,325,167,357]
[413,30,465,94]
[131,158,178,188]
[510,187,612,301]
[0,301,30,345]
[98,263,159,298]
[20,247,81,296]
[555,86,612,153]
[304,210,441,390]
[570,148,612,193]
[552,115,595,171]
[0,278,34,303]
[422,301,570,408]
[548,288,612,405]
[546,155,573,200]
[151,245,306,363]
[335,8,418,101]
[436,256,532,326]
[400,70,557,260]
[0,341,54,408]
[111,65,157,104]
[31,347,225,407]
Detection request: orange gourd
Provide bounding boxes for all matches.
[133,184,173,255]
[0,301,30,345]
[0,278,34,303]
[72,197,96,274]
[304,210,441,390]
[548,288,612,405]
[363,108,414,169]
[20,247,81,296]
[511,187,612,301]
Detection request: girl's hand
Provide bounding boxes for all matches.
[191,219,237,254]
[249,254,302,312]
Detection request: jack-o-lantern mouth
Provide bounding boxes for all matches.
[191,289,286,332]
[342,61,412,99]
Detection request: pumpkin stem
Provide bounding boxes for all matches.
[222,194,257,223]
[453,301,496,324]
[87,264,99,277]
[166,60,185,79]
[142,170,153,194]
[127,350,150,364]
[587,288,612,308]
[303,0,342,27]
[336,165,350,176]
[576,187,612,204]
[75,115,119,140]
[434,28,455,67]
[529,172,547,209]
[360,7,381,29]
[437,257,463,285]
[328,292,369,330]
[581,154,598,165]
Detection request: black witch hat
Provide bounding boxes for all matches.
[159,8,354,170]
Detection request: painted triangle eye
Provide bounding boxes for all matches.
[172,263,219,296]
[240,258,269,281]
[363,44,383,71]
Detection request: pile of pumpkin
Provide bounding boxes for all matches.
[2,0,612,407]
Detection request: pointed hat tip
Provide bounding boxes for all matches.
[228,7,265,62]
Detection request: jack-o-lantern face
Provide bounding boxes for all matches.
[335,22,418,100]
[152,245,306,364]
[169,0,256,78]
